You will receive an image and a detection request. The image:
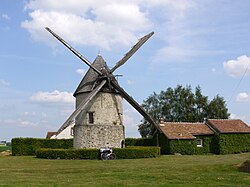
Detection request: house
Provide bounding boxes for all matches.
[156,119,250,155]
[206,119,250,154]
[0,141,7,146]
[46,132,57,139]
[157,122,215,154]
[46,122,74,139]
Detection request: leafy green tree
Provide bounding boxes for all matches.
[138,85,230,137]
[207,95,230,119]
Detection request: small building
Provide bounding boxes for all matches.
[0,141,7,146]
[156,119,250,155]
[46,122,74,139]
[207,119,250,154]
[157,122,214,155]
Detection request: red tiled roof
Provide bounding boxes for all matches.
[207,119,250,133]
[159,122,214,140]
[46,132,57,139]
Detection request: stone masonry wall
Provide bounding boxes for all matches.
[74,92,125,148]
[74,125,124,148]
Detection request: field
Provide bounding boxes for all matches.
[0,153,249,186]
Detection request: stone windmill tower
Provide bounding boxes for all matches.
[46,27,161,149]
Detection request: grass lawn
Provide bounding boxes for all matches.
[0,153,249,187]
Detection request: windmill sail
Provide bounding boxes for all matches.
[45,27,102,76]
[55,80,107,135]
[110,80,161,132]
[110,32,154,73]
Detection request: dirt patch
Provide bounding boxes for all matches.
[239,159,250,173]
[0,150,12,156]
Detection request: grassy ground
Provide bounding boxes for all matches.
[0,153,249,187]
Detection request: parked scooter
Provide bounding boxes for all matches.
[100,147,116,160]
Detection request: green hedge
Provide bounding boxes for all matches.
[36,148,99,159]
[36,146,160,159]
[114,146,160,159]
[0,146,12,152]
[216,134,250,154]
[168,139,196,155]
[125,138,154,147]
[12,138,73,156]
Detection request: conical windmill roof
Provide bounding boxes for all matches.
[73,55,109,96]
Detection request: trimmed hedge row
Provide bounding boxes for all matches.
[11,137,155,156]
[114,146,160,159]
[36,146,160,159]
[12,138,73,156]
[125,138,154,147]
[0,146,12,152]
[36,148,99,159]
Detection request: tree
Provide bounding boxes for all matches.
[138,85,230,137]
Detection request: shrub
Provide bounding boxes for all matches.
[168,139,196,155]
[114,146,160,159]
[36,146,160,160]
[36,148,99,159]
[0,146,12,152]
[12,138,73,156]
[125,138,154,146]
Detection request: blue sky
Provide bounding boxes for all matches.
[1,0,250,141]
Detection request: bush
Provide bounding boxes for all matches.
[125,138,154,146]
[114,146,160,159]
[36,146,160,160]
[0,146,12,152]
[36,148,99,159]
[12,138,73,156]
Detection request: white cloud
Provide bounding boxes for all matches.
[30,90,74,104]
[236,92,250,102]
[127,80,135,85]
[76,69,86,76]
[229,113,239,119]
[2,14,10,20]
[0,79,10,86]
[23,111,37,116]
[229,113,250,125]
[123,103,141,137]
[211,68,216,72]
[22,1,152,50]
[3,119,38,127]
[223,55,250,77]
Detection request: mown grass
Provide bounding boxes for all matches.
[0,153,249,186]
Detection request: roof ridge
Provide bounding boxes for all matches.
[208,118,239,120]
[161,122,204,124]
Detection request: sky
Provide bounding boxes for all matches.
[1,0,250,141]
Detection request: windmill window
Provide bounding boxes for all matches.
[88,112,94,124]
[196,139,203,147]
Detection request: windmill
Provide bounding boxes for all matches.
[45,27,160,149]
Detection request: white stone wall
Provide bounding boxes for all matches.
[74,125,124,148]
[74,92,125,148]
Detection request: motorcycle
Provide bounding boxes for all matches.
[100,147,116,160]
